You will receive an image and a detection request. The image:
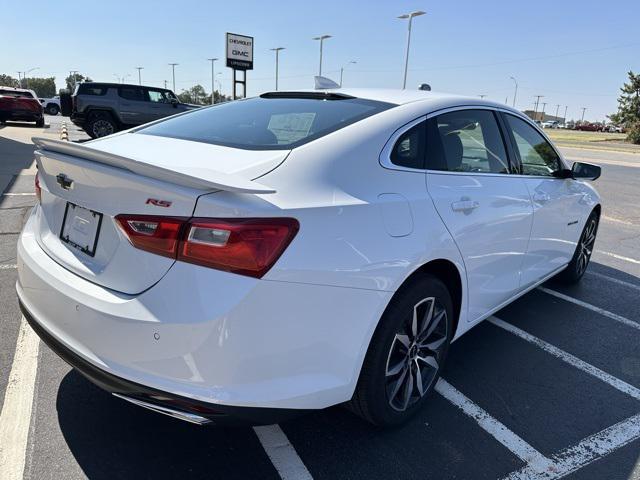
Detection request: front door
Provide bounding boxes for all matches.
[426,109,533,323]
[500,113,583,287]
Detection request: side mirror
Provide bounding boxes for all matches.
[170,98,178,108]
[571,162,601,181]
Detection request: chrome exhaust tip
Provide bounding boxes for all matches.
[113,393,212,425]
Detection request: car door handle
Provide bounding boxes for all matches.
[451,200,479,212]
[533,192,551,203]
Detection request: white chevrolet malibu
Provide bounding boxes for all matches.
[17,89,601,426]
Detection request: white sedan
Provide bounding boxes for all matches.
[17,89,601,427]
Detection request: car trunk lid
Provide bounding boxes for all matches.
[32,135,287,294]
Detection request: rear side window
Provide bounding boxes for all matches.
[504,114,560,176]
[137,95,394,150]
[119,87,145,101]
[390,122,425,169]
[77,84,107,96]
[0,89,34,98]
[427,109,510,174]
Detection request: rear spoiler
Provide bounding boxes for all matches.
[31,137,276,194]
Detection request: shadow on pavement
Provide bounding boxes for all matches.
[55,370,279,480]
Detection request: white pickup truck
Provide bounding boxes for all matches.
[38,96,60,115]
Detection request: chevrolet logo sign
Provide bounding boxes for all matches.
[56,173,73,190]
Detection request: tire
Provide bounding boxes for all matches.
[35,118,44,128]
[86,111,117,138]
[46,104,59,115]
[349,275,453,426]
[557,210,599,283]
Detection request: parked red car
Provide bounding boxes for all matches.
[575,123,601,132]
[0,87,44,127]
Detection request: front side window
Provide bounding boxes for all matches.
[426,109,510,174]
[504,114,560,176]
[390,122,425,169]
[147,89,169,103]
[137,94,394,150]
[119,87,145,102]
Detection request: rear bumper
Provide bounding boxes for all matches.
[17,206,391,415]
[19,300,305,425]
[0,110,42,122]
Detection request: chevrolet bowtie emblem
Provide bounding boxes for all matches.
[56,173,73,190]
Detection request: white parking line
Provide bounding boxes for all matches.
[0,318,40,480]
[253,425,314,480]
[503,412,640,480]
[537,287,640,331]
[0,264,18,270]
[595,250,640,265]
[435,379,553,472]
[489,317,640,400]
[586,271,640,292]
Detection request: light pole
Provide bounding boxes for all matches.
[533,95,544,119]
[581,107,587,123]
[563,105,568,123]
[339,60,356,87]
[164,80,168,89]
[541,102,547,121]
[270,48,285,90]
[21,67,39,88]
[554,104,560,120]
[136,67,144,85]
[398,10,426,89]
[207,58,218,103]
[510,76,518,108]
[312,35,332,76]
[168,63,178,92]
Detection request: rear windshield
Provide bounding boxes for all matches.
[136,95,395,150]
[0,89,34,98]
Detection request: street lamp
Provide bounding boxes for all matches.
[136,67,144,85]
[168,63,178,92]
[340,60,357,87]
[207,58,218,104]
[20,67,39,88]
[312,35,332,76]
[270,48,285,90]
[398,10,425,89]
[581,107,587,123]
[509,76,518,108]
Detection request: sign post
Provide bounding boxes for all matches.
[226,32,254,100]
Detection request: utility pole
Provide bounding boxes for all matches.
[398,11,426,89]
[136,67,144,85]
[533,95,544,119]
[69,70,78,90]
[563,105,568,123]
[269,48,285,90]
[313,35,332,76]
[541,102,547,121]
[164,80,168,89]
[510,76,518,108]
[168,63,178,92]
[17,72,22,88]
[207,58,218,103]
[581,107,587,123]
[339,60,356,87]
[555,104,560,120]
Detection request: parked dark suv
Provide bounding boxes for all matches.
[70,82,198,138]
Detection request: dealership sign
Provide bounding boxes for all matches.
[226,33,254,70]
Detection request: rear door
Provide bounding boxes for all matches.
[426,108,533,323]
[117,86,152,125]
[500,113,582,287]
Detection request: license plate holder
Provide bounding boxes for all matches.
[60,202,103,257]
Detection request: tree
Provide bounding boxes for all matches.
[0,74,19,88]
[22,77,56,97]
[177,84,208,104]
[64,73,92,92]
[609,71,640,144]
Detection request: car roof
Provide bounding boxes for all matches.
[0,86,31,93]
[260,87,522,115]
[80,82,169,90]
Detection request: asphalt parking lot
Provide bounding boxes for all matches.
[1,117,639,479]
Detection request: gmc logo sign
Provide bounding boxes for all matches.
[146,198,172,208]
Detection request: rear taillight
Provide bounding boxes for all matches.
[115,215,299,278]
[34,173,41,203]
[115,215,186,258]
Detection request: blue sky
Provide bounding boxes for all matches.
[2,0,638,121]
